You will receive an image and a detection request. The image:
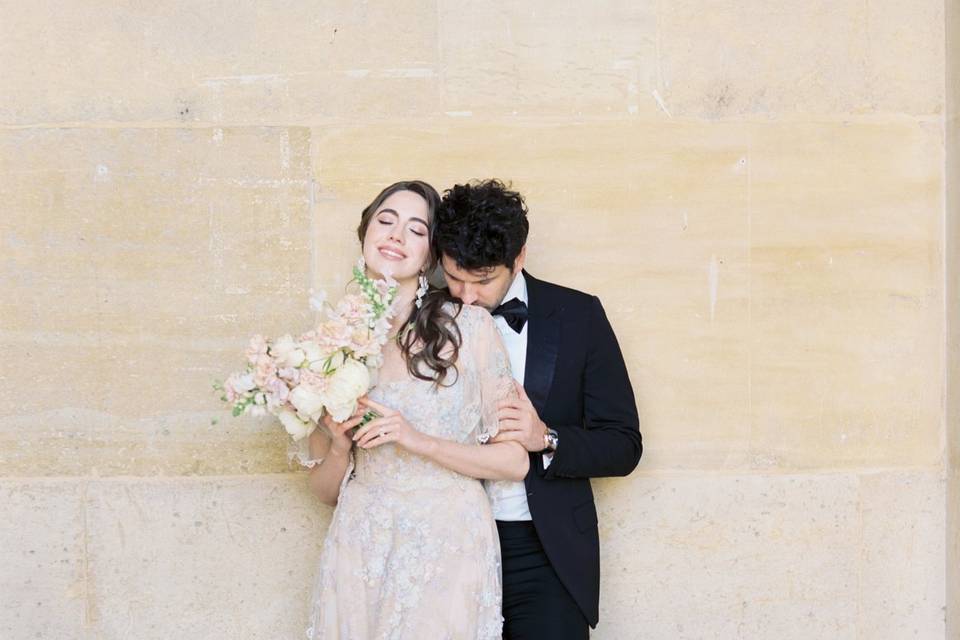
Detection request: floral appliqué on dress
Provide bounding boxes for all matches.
[305,305,515,640]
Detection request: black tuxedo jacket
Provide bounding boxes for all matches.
[519,271,642,628]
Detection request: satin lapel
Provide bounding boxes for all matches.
[522,272,559,415]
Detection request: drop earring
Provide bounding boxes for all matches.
[415,272,429,309]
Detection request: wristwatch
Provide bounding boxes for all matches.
[543,427,559,453]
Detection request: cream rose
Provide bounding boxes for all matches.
[323,358,370,422]
[277,408,315,440]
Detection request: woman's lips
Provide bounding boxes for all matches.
[378,246,406,260]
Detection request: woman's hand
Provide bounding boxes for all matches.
[353,397,431,455]
[321,410,365,456]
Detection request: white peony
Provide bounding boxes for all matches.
[271,334,306,368]
[277,408,315,440]
[328,350,346,371]
[307,348,346,373]
[289,386,327,422]
[300,340,325,366]
[323,358,370,422]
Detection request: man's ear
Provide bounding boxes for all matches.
[512,245,528,274]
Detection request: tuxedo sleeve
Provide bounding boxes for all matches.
[542,296,642,479]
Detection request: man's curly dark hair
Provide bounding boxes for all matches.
[436,179,530,271]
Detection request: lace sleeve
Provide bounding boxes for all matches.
[468,307,517,444]
[287,423,329,469]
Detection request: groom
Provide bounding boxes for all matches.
[436,180,642,639]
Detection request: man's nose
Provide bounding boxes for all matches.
[460,286,478,305]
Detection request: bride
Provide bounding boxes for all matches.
[299,180,527,639]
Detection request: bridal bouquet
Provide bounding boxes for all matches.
[214,261,397,442]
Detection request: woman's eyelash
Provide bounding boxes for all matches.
[378,218,425,236]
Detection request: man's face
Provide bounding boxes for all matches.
[440,248,525,311]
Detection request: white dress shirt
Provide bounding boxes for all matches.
[486,272,536,521]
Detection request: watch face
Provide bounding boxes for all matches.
[545,429,558,451]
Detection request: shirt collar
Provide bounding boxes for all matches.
[501,270,528,306]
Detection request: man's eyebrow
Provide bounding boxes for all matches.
[442,272,464,284]
[442,267,495,283]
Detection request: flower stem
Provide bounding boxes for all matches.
[359,409,380,426]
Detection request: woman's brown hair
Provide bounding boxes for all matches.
[357,180,462,386]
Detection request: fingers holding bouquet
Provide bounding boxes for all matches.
[353,397,428,454]
[321,409,367,456]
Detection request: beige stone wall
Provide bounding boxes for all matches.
[946,0,960,637]
[0,2,951,638]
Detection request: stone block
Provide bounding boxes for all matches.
[0,2,439,124]
[656,0,944,118]
[0,481,89,639]
[0,127,313,476]
[82,475,329,639]
[592,470,944,639]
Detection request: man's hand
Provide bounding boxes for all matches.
[491,380,548,452]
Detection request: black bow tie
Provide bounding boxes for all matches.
[492,298,528,334]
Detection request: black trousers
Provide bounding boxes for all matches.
[496,520,589,640]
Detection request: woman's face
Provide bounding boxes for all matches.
[362,189,432,282]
